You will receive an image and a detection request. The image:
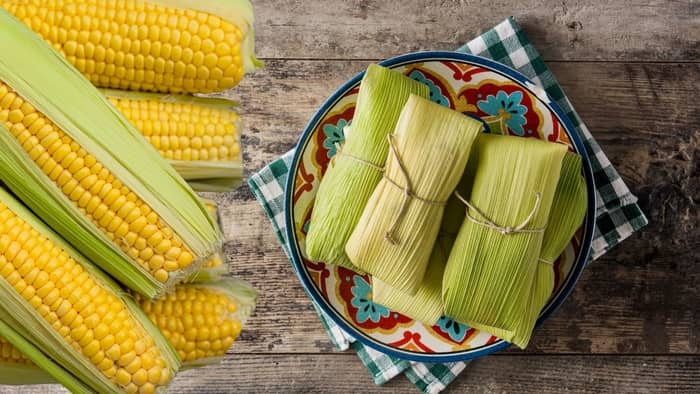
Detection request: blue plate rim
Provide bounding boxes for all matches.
[284,50,596,363]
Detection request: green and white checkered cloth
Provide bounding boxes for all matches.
[248,16,648,393]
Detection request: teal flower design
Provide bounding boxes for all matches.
[322,119,347,158]
[350,276,390,323]
[477,91,528,135]
[435,316,469,342]
[408,70,449,107]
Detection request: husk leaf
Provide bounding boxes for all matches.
[0,187,180,393]
[347,95,482,294]
[305,64,429,269]
[0,320,88,391]
[186,199,231,282]
[0,10,221,298]
[101,89,244,192]
[190,278,258,325]
[442,133,567,348]
[371,196,464,324]
[527,153,588,327]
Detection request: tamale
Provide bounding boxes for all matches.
[442,133,567,348]
[372,196,464,325]
[526,153,588,326]
[347,95,482,294]
[305,65,429,268]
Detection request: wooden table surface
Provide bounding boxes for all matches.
[6,1,698,393]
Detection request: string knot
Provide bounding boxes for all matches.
[383,134,446,244]
[454,190,546,235]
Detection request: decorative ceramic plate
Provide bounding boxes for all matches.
[285,51,596,362]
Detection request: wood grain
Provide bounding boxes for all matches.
[252,0,700,61]
[3,4,699,392]
[7,355,696,393]
[230,61,700,174]
[175,355,700,393]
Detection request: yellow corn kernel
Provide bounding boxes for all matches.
[0,82,195,285]
[2,0,259,94]
[203,255,224,269]
[0,337,32,365]
[134,285,244,363]
[107,94,240,162]
[0,198,174,392]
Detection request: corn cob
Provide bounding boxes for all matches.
[0,279,255,385]
[0,186,180,393]
[136,278,256,366]
[1,0,261,94]
[0,9,222,298]
[0,199,227,377]
[0,198,232,372]
[104,89,244,192]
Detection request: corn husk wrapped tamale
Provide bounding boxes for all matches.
[371,196,464,324]
[305,65,429,268]
[526,153,588,325]
[347,95,482,294]
[442,133,567,348]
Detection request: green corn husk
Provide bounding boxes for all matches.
[0,277,258,386]
[442,133,567,348]
[0,10,222,298]
[0,320,84,389]
[526,153,588,324]
[102,89,245,192]
[305,65,430,268]
[0,187,180,394]
[347,95,482,295]
[185,251,230,283]
[187,177,244,193]
[186,198,231,282]
[371,196,464,325]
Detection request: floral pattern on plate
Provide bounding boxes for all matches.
[289,55,588,360]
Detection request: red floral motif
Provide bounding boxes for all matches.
[388,332,434,353]
[305,259,331,297]
[336,267,412,330]
[548,111,565,143]
[293,160,315,204]
[442,61,489,83]
[458,83,542,139]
